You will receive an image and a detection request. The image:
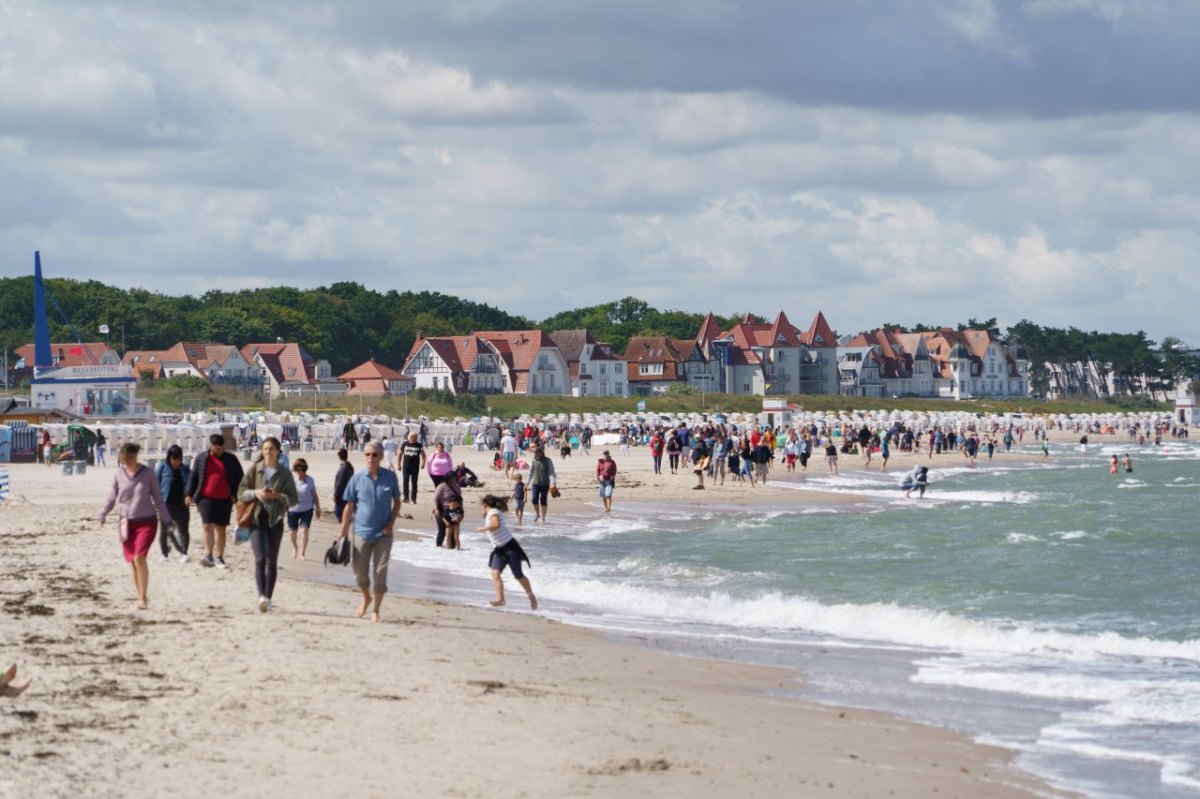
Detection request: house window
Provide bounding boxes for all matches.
[538,354,549,370]
[639,363,663,376]
[599,364,606,375]
[600,381,608,394]
[580,362,588,374]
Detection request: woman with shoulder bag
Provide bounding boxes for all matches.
[237,437,298,613]
[98,443,175,610]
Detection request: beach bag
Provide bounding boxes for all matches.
[235,467,257,529]
[324,537,351,567]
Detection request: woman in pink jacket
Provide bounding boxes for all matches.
[98,442,174,610]
[426,442,454,489]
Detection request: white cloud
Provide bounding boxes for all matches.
[0,0,1197,348]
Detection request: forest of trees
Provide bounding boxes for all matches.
[1,277,1197,396]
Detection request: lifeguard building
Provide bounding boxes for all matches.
[26,253,146,419]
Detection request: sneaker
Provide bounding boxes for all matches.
[159,555,170,563]
[200,555,215,568]
[257,596,269,614]
[179,553,191,564]
[215,557,228,570]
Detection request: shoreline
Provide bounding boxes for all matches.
[0,458,1079,798]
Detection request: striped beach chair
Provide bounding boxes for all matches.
[0,468,8,502]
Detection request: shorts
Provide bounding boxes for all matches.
[514,500,525,511]
[503,452,515,463]
[197,498,233,527]
[352,534,391,592]
[598,479,613,499]
[785,454,797,465]
[529,483,550,507]
[287,509,314,531]
[121,517,158,562]
[489,540,527,580]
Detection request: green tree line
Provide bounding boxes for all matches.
[2,278,1197,394]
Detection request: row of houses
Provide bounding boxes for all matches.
[10,313,1034,402]
[403,311,855,398]
[12,341,401,400]
[840,327,1031,400]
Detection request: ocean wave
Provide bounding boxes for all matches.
[529,578,1200,663]
[1006,532,1040,544]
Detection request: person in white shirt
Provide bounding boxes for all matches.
[500,430,518,479]
[476,494,537,610]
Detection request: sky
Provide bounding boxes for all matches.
[2,0,1198,344]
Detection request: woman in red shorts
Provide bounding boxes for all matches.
[98,442,174,610]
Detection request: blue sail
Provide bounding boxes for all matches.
[33,251,52,372]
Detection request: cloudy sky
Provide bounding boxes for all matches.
[2,0,1198,343]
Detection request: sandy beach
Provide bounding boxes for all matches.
[0,436,1100,798]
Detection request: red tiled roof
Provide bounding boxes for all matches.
[338,358,405,381]
[473,330,555,373]
[15,342,113,367]
[242,342,316,385]
[800,311,836,347]
[695,313,723,348]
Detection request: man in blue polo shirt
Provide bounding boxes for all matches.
[337,441,402,623]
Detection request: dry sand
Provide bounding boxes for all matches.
[0,437,1099,798]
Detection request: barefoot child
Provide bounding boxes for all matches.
[510,474,526,525]
[477,495,537,610]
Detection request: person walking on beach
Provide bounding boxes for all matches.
[499,429,517,479]
[510,474,526,525]
[154,445,191,562]
[596,450,617,511]
[98,443,175,611]
[336,442,401,623]
[713,434,728,485]
[824,439,839,475]
[95,429,107,467]
[750,438,771,486]
[526,446,557,524]
[238,438,298,613]
[880,432,891,472]
[691,436,710,490]
[332,448,354,522]
[427,442,454,488]
[398,432,425,504]
[287,458,321,560]
[342,419,359,451]
[186,434,244,570]
[476,495,537,610]
[432,471,465,549]
[649,429,665,475]
[665,429,682,474]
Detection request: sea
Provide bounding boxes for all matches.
[387,437,1200,799]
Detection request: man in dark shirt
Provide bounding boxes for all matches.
[185,433,245,569]
[333,447,354,523]
[398,432,426,504]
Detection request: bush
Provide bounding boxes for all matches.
[664,382,698,396]
[160,374,211,391]
[454,393,486,414]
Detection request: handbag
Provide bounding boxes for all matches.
[324,536,351,567]
[235,465,258,529]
